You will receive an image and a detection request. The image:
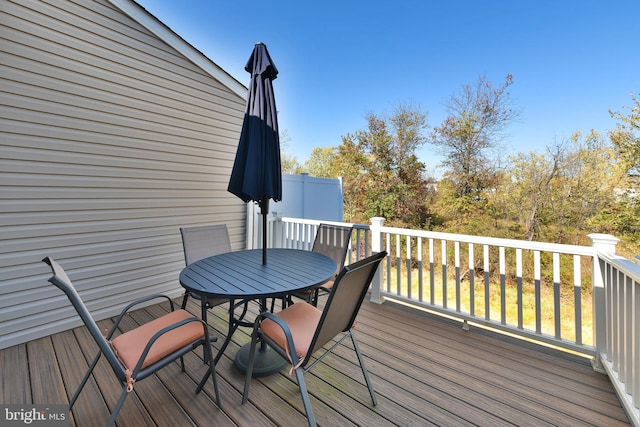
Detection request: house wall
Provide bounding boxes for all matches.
[0,0,247,349]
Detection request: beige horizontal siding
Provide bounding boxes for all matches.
[0,0,248,349]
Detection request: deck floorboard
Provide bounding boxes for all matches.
[0,297,630,426]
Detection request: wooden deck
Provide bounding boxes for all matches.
[1,296,631,426]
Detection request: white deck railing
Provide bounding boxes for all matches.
[594,245,640,426]
[257,214,639,424]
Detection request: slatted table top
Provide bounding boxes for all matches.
[179,248,337,300]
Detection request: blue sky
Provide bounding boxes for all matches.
[136,0,639,175]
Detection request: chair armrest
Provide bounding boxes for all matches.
[132,317,214,374]
[122,294,175,314]
[256,311,301,366]
[108,294,175,338]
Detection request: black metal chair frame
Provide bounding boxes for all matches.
[43,257,221,427]
[242,251,387,427]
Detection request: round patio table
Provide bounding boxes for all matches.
[179,248,336,377]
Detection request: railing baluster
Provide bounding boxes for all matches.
[554,252,561,339]
[469,243,475,317]
[500,246,506,325]
[574,255,582,345]
[455,241,461,312]
[633,275,640,409]
[484,245,490,320]
[606,263,614,365]
[535,250,541,334]
[516,248,523,329]
[429,238,435,305]
[418,237,423,302]
[396,235,402,296]
[613,268,620,371]
[442,240,448,309]
[385,232,391,293]
[407,236,412,300]
[623,274,632,387]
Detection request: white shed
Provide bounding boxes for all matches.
[0,0,248,349]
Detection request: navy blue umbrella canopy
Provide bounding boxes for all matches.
[228,42,282,264]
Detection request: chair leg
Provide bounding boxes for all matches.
[241,328,260,403]
[310,289,319,307]
[70,351,102,409]
[350,329,377,406]
[200,295,209,363]
[213,300,242,366]
[294,367,317,427]
[209,352,221,407]
[107,386,129,427]
[196,335,221,406]
[180,291,190,309]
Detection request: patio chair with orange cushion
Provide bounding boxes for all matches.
[43,257,221,427]
[242,251,387,427]
[287,223,353,306]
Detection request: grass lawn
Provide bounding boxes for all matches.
[384,265,594,347]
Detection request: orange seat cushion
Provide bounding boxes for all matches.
[111,309,204,370]
[261,302,322,360]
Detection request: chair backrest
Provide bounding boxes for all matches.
[306,251,387,361]
[311,224,353,277]
[42,257,126,381]
[180,224,231,266]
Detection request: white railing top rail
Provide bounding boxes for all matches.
[279,216,369,231]
[598,251,640,278]
[378,225,596,256]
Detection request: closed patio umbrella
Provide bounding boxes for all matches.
[228,42,282,265]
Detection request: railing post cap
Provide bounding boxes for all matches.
[370,217,385,226]
[587,233,619,252]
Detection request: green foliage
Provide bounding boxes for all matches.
[609,92,640,175]
[281,152,305,174]
[296,90,640,257]
[279,129,305,174]
[304,146,339,177]
[310,103,434,228]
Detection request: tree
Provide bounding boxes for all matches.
[305,146,338,178]
[507,131,623,242]
[558,131,622,239]
[609,93,640,175]
[607,94,640,236]
[431,74,519,206]
[333,135,369,222]
[508,143,566,240]
[281,152,305,174]
[279,129,305,174]
[337,104,433,227]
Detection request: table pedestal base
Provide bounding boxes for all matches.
[234,343,287,377]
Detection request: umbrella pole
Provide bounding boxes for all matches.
[260,199,268,265]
